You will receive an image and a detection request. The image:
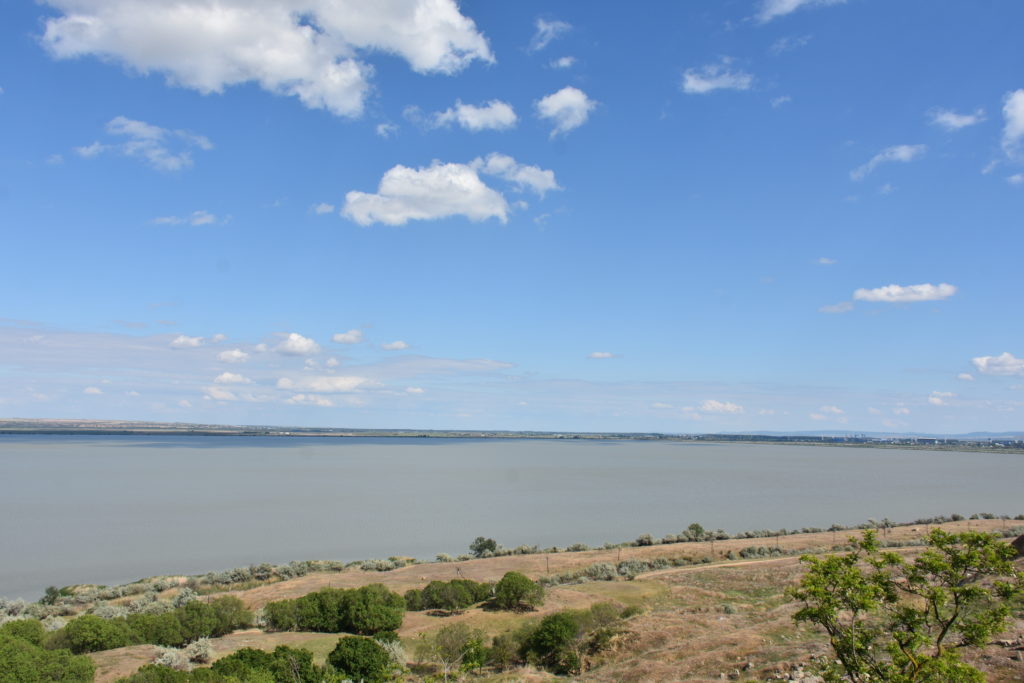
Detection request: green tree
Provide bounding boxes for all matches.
[469,537,497,557]
[0,633,95,682]
[0,619,46,646]
[127,612,184,647]
[422,580,473,613]
[328,636,392,683]
[790,529,1023,683]
[520,611,581,674]
[415,622,485,682]
[342,584,405,635]
[493,571,544,611]
[62,614,135,653]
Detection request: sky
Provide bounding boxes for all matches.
[1,0,1023,434]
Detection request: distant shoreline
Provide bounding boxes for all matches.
[1,419,1023,453]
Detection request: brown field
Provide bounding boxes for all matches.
[89,519,1024,682]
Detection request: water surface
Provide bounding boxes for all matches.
[1,434,1020,599]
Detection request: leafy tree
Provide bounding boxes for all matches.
[212,645,320,683]
[62,614,135,653]
[520,611,581,674]
[207,596,251,636]
[328,636,392,683]
[493,571,544,611]
[403,588,425,612]
[422,581,473,614]
[469,537,497,557]
[127,612,185,647]
[414,622,485,682]
[791,529,1023,683]
[0,633,95,683]
[0,619,46,646]
[176,602,220,643]
[342,584,405,635]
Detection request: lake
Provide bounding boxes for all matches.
[1,434,1021,599]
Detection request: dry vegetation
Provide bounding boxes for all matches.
[87,519,1023,682]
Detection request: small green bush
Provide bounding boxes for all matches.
[328,637,392,683]
[493,572,544,610]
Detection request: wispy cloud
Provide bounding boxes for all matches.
[530,18,571,51]
[853,283,956,303]
[757,0,846,23]
[681,58,753,94]
[77,116,212,171]
[928,107,985,131]
[850,144,926,181]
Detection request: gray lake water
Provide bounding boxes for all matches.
[1,435,1021,600]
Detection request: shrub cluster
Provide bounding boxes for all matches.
[47,596,251,654]
[0,619,95,682]
[403,579,492,612]
[262,584,404,635]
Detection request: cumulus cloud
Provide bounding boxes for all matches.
[819,405,844,414]
[957,372,974,381]
[41,0,493,118]
[217,348,249,363]
[928,107,985,131]
[1002,89,1024,158]
[700,399,744,414]
[471,153,560,197]
[853,283,956,303]
[819,301,853,314]
[376,122,398,139]
[928,391,954,406]
[536,86,596,137]
[332,329,363,344]
[758,0,846,23]
[312,202,335,215]
[343,160,510,226]
[152,210,219,225]
[277,375,372,392]
[1009,173,1024,186]
[681,59,753,94]
[214,372,251,384]
[204,385,237,401]
[588,351,616,359]
[285,393,334,406]
[275,332,321,355]
[529,18,570,51]
[972,352,1024,376]
[433,99,518,131]
[83,386,103,395]
[169,334,203,348]
[78,116,212,171]
[210,333,226,343]
[178,399,192,408]
[550,56,575,69]
[381,340,409,350]
[405,386,425,394]
[850,144,926,181]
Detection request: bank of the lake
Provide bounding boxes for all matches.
[2,434,1021,599]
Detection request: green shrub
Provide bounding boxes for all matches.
[493,572,544,611]
[0,633,95,682]
[520,611,580,674]
[328,636,392,683]
[0,619,46,646]
[343,584,405,635]
[264,584,404,635]
[212,645,319,683]
[126,612,184,647]
[62,614,136,653]
[403,589,424,612]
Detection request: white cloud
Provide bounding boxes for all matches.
[850,144,926,181]
[1008,173,1024,186]
[433,100,518,132]
[275,332,321,356]
[325,357,340,367]
[178,399,192,408]
[211,333,226,343]
[853,282,956,303]
[550,56,575,69]
[809,412,826,421]
[651,402,673,409]
[879,183,895,195]
[214,372,251,384]
[312,202,335,215]
[770,96,791,108]
[758,0,846,23]
[972,352,1024,376]
[928,107,985,131]
[169,334,203,348]
[77,116,212,171]
[41,0,493,118]
[381,340,409,351]
[332,329,363,344]
[285,393,334,407]
[681,59,753,94]
[817,257,837,265]
[151,210,219,226]
[529,18,570,51]
[405,386,425,394]
[769,35,812,54]
[957,372,975,381]
[343,160,509,226]
[376,123,399,139]
[536,86,596,137]
[819,301,853,314]
[204,386,237,401]
[1002,89,1024,158]
[217,348,249,363]
[471,153,560,197]
[588,351,616,359]
[126,390,141,397]
[277,375,372,392]
[46,153,65,165]
[819,405,844,414]
[893,405,911,416]
[700,399,744,414]
[83,386,103,395]
[928,391,955,406]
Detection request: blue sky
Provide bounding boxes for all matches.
[1,0,1023,434]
